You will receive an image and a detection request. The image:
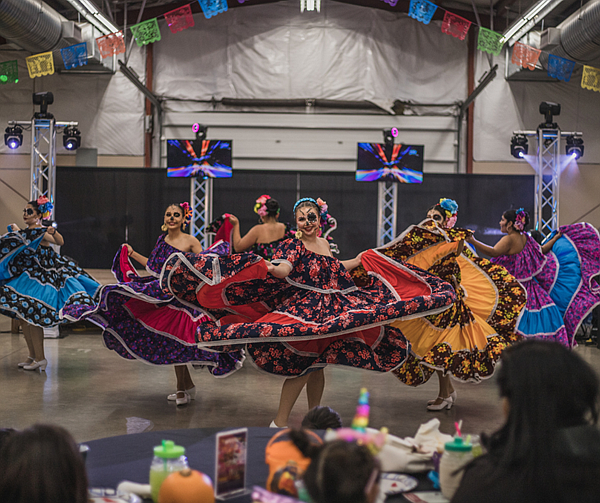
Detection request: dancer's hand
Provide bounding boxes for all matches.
[8,223,19,232]
[228,215,239,226]
[125,244,134,257]
[267,261,292,278]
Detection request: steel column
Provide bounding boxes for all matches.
[376,180,397,246]
[30,118,56,216]
[190,177,213,249]
[535,128,560,235]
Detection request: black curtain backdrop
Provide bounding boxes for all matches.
[56,167,534,269]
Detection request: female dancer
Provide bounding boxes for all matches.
[228,195,290,259]
[351,199,526,410]
[162,197,455,426]
[0,197,100,371]
[61,203,244,405]
[468,209,600,347]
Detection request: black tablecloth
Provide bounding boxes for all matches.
[85,427,434,502]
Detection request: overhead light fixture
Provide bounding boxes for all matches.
[501,0,566,46]
[4,125,23,150]
[64,0,120,36]
[300,0,321,12]
[510,134,528,158]
[538,101,560,129]
[383,128,398,145]
[192,123,207,140]
[565,135,584,159]
[33,91,55,119]
[63,126,81,150]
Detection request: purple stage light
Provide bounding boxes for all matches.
[192,123,200,133]
[391,127,398,138]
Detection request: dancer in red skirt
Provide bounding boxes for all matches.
[162,197,455,426]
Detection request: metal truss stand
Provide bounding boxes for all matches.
[513,127,581,237]
[8,119,78,220]
[535,128,560,236]
[190,177,213,250]
[30,119,56,205]
[376,181,398,246]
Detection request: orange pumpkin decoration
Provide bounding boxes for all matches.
[158,468,215,503]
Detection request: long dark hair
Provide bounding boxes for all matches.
[290,430,378,503]
[0,424,89,503]
[484,340,599,500]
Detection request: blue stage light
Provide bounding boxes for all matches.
[565,135,584,160]
[510,134,528,159]
[4,125,23,150]
[63,126,81,151]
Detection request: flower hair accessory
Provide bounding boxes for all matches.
[254,194,272,217]
[439,198,458,229]
[293,197,328,219]
[514,208,527,232]
[37,196,53,220]
[180,202,192,228]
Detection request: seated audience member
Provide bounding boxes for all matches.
[452,340,600,503]
[0,424,89,503]
[290,429,380,503]
[301,405,343,430]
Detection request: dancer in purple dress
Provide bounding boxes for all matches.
[534,223,600,346]
[162,197,455,426]
[61,203,244,405]
[468,209,600,346]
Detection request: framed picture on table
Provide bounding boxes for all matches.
[215,428,248,500]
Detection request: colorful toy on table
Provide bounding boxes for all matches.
[326,388,388,455]
[351,388,370,433]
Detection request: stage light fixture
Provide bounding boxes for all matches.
[33,92,54,119]
[193,123,207,141]
[383,128,398,145]
[4,125,23,150]
[510,134,528,159]
[63,126,81,150]
[565,135,584,160]
[538,101,560,129]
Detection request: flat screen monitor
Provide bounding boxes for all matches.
[167,139,232,178]
[356,143,424,183]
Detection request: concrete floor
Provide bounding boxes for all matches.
[2,293,600,444]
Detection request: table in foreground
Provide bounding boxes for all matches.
[85,427,434,503]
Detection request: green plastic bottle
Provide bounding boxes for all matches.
[149,440,188,503]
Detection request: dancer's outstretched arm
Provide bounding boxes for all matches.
[341,251,365,271]
[541,232,562,254]
[124,243,148,267]
[467,235,513,257]
[43,226,64,246]
[267,261,292,278]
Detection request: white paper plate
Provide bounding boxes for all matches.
[380,473,419,494]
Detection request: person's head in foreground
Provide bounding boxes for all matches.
[301,405,343,430]
[290,429,380,503]
[452,339,600,503]
[0,424,88,503]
